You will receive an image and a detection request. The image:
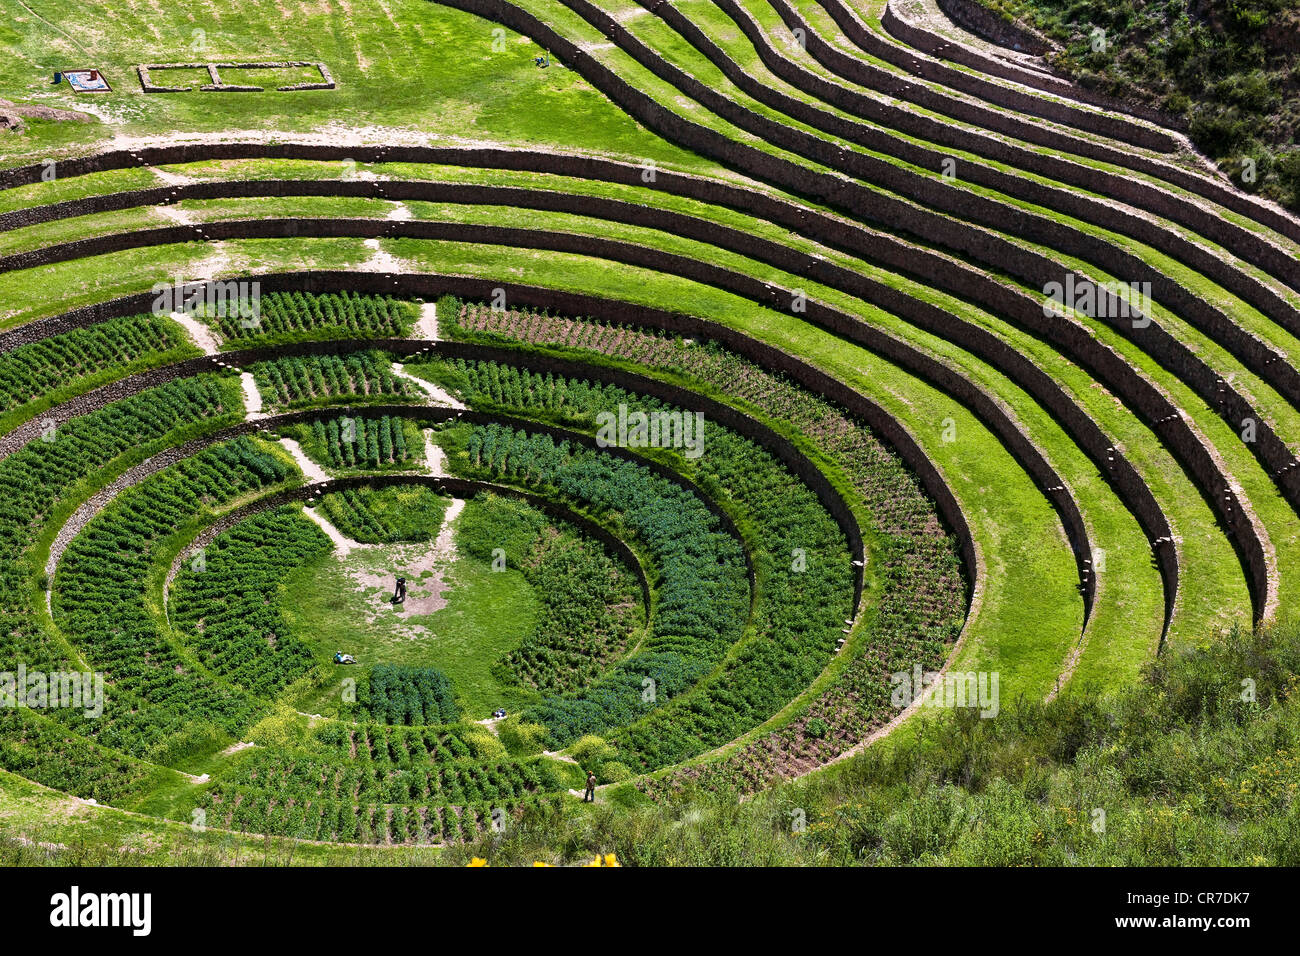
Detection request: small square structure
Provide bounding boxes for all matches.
[64,69,111,92]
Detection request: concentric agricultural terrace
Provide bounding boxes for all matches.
[2,0,1299,846]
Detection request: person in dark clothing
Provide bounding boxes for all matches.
[584,771,597,802]
[392,576,407,604]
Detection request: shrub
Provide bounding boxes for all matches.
[246,705,310,750]
[569,735,618,770]
[599,761,632,784]
[1277,148,1300,202]
[464,728,508,761]
[499,720,549,757]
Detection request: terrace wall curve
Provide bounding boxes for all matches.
[8,217,1249,623]
[802,0,1176,147]
[47,405,756,611]
[5,171,1291,554]
[17,338,870,615]
[12,272,984,621]
[640,0,1300,306]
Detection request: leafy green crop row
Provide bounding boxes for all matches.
[318,484,449,543]
[298,414,420,472]
[356,664,460,725]
[0,313,184,416]
[213,290,416,346]
[249,350,415,410]
[458,492,643,695]
[53,438,297,764]
[171,505,332,698]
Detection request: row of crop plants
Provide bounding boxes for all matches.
[317,484,449,543]
[170,505,332,698]
[210,290,416,346]
[451,301,966,789]
[287,414,420,471]
[193,785,560,845]
[313,721,477,764]
[0,708,164,805]
[194,722,570,843]
[248,350,416,410]
[0,313,190,420]
[51,438,299,766]
[354,664,460,725]
[457,492,643,695]
[424,357,853,768]
[211,747,562,805]
[0,375,246,798]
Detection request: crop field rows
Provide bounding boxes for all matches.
[0,0,1297,863]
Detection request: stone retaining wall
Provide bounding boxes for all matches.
[10,273,987,619]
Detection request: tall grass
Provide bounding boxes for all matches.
[449,622,1300,865]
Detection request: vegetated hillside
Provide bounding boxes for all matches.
[439,622,1300,866]
[979,0,1300,208]
[7,620,1294,866]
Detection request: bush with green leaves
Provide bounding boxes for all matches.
[980,0,1300,207]
[455,490,549,563]
[599,761,632,784]
[498,720,549,757]
[463,727,509,761]
[568,734,619,770]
